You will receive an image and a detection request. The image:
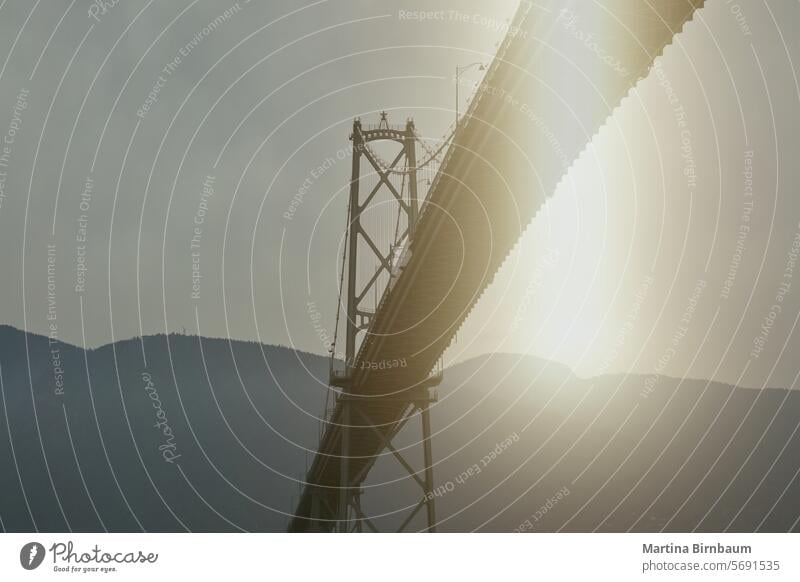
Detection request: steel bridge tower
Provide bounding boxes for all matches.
[296,112,439,532]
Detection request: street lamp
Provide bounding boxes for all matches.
[455,62,485,126]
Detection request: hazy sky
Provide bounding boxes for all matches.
[1,0,799,390]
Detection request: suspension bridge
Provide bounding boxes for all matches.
[289,0,705,532]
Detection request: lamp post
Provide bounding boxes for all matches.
[455,62,485,127]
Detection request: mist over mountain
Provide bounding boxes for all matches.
[0,326,797,532]
[0,325,325,532]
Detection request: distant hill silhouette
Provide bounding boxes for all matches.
[0,326,797,532]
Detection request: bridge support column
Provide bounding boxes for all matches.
[420,401,436,532]
[295,388,440,532]
[337,401,351,532]
[339,388,437,533]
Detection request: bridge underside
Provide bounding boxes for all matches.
[289,0,705,532]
